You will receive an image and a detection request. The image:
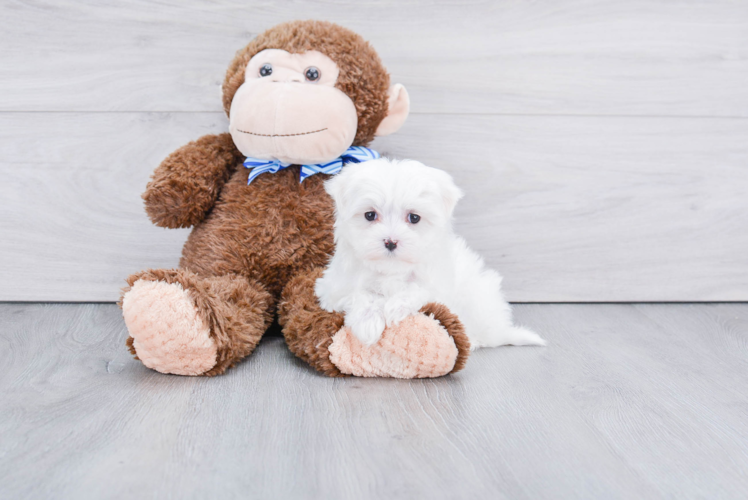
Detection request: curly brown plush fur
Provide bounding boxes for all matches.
[420,303,470,374]
[278,267,346,377]
[122,20,469,377]
[179,165,336,299]
[144,133,243,229]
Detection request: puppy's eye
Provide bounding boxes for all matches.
[364,211,377,221]
[407,213,421,224]
[305,67,320,82]
[259,64,273,77]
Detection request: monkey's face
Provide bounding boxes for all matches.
[229,49,359,165]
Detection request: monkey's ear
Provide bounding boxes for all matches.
[375,84,410,137]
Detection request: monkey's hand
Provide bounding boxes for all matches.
[143,133,243,228]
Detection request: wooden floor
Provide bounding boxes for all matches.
[1,303,747,499]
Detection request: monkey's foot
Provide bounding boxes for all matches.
[122,269,273,377]
[122,279,218,376]
[328,303,470,378]
[279,268,469,378]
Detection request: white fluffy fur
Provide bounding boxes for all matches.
[315,158,545,349]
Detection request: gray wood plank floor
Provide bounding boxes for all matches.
[2,303,746,499]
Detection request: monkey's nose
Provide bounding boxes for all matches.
[384,239,397,251]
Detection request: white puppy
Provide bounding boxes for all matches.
[315,158,545,349]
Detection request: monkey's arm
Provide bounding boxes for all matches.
[143,133,243,228]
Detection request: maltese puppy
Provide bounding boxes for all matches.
[315,158,545,349]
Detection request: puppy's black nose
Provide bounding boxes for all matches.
[384,239,397,251]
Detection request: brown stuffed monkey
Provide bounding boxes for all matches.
[121,20,470,378]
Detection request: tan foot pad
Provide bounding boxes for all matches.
[122,280,217,376]
[329,313,459,378]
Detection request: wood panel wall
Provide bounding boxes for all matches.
[1,1,746,301]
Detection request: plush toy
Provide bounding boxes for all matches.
[121,20,470,378]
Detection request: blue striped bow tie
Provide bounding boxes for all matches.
[243,146,380,185]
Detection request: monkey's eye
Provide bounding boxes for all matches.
[364,211,377,221]
[259,64,273,77]
[305,67,320,82]
[407,213,421,224]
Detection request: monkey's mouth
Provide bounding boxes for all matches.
[237,127,328,138]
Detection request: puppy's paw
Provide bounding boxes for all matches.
[383,297,421,327]
[346,307,386,346]
[351,316,386,346]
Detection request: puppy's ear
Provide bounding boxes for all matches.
[431,168,464,216]
[324,171,348,209]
